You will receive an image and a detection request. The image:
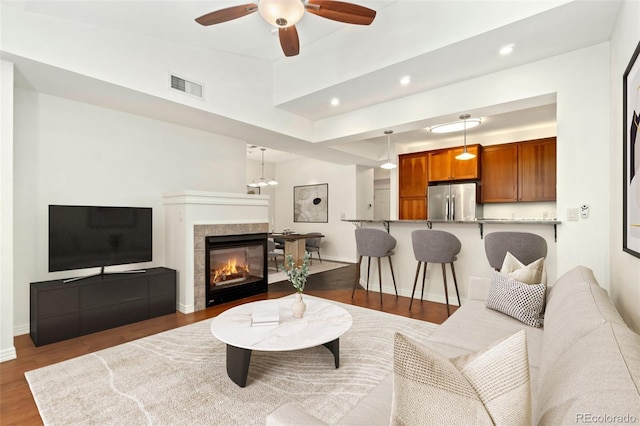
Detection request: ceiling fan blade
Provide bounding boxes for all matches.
[306,0,376,25]
[279,26,300,57]
[195,4,258,26]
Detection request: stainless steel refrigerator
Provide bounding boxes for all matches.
[427,183,483,221]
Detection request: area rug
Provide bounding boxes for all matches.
[25,296,437,425]
[267,260,349,284]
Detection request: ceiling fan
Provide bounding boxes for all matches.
[195,0,377,57]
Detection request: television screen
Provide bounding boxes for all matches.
[49,205,152,272]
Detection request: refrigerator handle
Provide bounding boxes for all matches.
[451,194,455,221]
[445,195,450,221]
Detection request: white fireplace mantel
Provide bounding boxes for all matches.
[163,190,269,313]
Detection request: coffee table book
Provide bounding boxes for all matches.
[251,306,280,327]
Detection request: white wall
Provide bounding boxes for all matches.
[0,61,16,361]
[11,88,248,335]
[609,0,640,332]
[273,158,358,263]
[356,166,374,220]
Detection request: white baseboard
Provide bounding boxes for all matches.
[0,346,17,362]
[14,323,29,336]
[177,302,194,314]
[357,278,464,305]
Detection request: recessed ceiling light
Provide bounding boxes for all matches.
[499,43,515,55]
[330,97,340,106]
[430,118,482,133]
[400,75,411,86]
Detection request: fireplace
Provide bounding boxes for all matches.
[205,233,268,306]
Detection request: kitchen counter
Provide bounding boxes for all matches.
[342,219,559,308]
[343,218,561,240]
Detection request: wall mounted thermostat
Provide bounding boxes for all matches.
[580,204,590,219]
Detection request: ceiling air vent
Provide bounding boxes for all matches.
[169,74,204,99]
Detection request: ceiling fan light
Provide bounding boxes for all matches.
[259,0,305,28]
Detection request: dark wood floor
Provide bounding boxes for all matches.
[0,264,455,425]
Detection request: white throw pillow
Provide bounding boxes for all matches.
[500,251,547,285]
[391,331,531,426]
[486,271,546,327]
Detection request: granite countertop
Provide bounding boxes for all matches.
[342,218,561,224]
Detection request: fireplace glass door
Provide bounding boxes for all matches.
[205,233,267,306]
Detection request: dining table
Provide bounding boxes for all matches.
[269,233,324,267]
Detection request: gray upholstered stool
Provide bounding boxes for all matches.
[352,228,398,303]
[484,231,547,270]
[410,229,461,316]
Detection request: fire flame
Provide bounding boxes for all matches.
[212,257,250,284]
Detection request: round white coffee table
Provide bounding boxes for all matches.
[210,295,353,387]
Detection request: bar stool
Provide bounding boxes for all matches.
[484,231,547,271]
[410,229,461,316]
[352,228,398,304]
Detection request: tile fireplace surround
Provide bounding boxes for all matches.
[163,191,269,313]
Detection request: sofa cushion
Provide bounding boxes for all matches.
[427,299,544,369]
[391,331,531,426]
[500,251,546,285]
[535,322,640,424]
[540,266,625,371]
[486,271,545,327]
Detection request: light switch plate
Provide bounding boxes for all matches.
[567,208,579,221]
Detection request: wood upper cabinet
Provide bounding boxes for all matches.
[428,145,481,182]
[481,138,556,203]
[399,152,428,197]
[481,143,518,202]
[399,152,428,219]
[399,197,427,220]
[518,138,556,202]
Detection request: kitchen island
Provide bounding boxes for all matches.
[343,218,560,307]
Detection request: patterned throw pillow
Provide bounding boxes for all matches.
[486,271,545,327]
[391,331,531,426]
[500,251,547,285]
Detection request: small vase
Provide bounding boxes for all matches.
[291,292,306,319]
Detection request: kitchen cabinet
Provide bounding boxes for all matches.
[399,152,428,197]
[399,152,428,219]
[481,138,556,203]
[518,138,556,202]
[428,144,481,182]
[399,196,427,220]
[481,143,518,202]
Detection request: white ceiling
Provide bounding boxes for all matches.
[3,0,622,164]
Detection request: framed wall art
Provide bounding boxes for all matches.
[293,183,328,223]
[623,40,640,258]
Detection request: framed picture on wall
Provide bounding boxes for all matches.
[623,40,640,259]
[293,183,328,223]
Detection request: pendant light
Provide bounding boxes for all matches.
[249,148,278,187]
[455,114,476,161]
[380,130,397,169]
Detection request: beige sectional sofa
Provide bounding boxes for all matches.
[267,265,640,425]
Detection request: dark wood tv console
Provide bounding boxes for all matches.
[30,267,176,346]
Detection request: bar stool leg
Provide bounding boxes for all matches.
[377,257,383,304]
[366,257,371,291]
[352,255,363,298]
[450,262,461,307]
[387,256,398,296]
[442,263,451,317]
[420,262,428,301]
[409,261,421,310]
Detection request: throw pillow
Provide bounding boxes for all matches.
[486,271,545,327]
[500,251,547,285]
[391,331,531,426]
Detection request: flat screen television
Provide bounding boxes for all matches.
[49,205,152,273]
